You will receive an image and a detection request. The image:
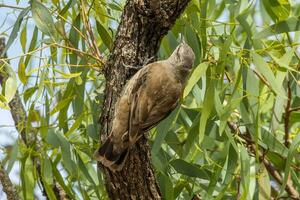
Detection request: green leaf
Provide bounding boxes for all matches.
[21,156,35,200]
[170,159,209,179]
[51,160,75,199]
[240,145,250,199]
[6,142,18,173]
[173,181,188,199]
[290,112,300,125]
[45,128,59,148]
[258,164,271,200]
[262,0,290,22]
[65,115,83,137]
[199,79,214,144]
[35,68,46,101]
[20,24,27,52]
[261,129,288,157]
[108,2,123,11]
[56,131,76,174]
[236,1,255,37]
[50,96,74,115]
[25,27,38,67]
[69,14,81,51]
[5,77,17,102]
[53,68,82,78]
[183,112,200,157]
[269,49,296,72]
[199,0,208,59]
[40,156,57,199]
[41,156,53,185]
[76,152,101,199]
[59,0,77,16]
[223,145,238,184]
[96,21,112,49]
[183,62,208,98]
[206,142,229,196]
[18,57,27,84]
[151,107,180,155]
[31,0,58,39]
[252,52,285,97]
[254,17,300,39]
[1,7,30,57]
[41,180,57,200]
[3,62,17,102]
[279,134,300,195]
[157,173,174,200]
[185,25,200,65]
[24,86,37,103]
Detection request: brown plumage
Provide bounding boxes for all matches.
[94,43,195,172]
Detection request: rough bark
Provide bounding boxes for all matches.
[98,0,191,199]
[0,163,19,200]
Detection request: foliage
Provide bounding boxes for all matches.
[0,0,300,199]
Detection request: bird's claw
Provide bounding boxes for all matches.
[123,63,143,70]
[123,56,156,71]
[143,56,156,65]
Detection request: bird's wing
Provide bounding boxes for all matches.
[129,88,178,144]
[140,101,178,132]
[128,62,180,145]
[127,65,150,144]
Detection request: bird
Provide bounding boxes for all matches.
[94,43,195,172]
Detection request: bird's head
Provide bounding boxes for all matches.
[168,43,195,70]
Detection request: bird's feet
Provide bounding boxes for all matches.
[123,56,156,70]
[123,63,143,70]
[142,56,156,65]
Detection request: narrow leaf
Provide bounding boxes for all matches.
[96,21,112,49]
[53,68,82,78]
[254,17,300,39]
[170,159,209,179]
[31,0,58,38]
[1,7,30,56]
[183,62,208,98]
[279,134,300,195]
[18,57,27,84]
[252,52,285,97]
[50,96,74,115]
[258,164,271,200]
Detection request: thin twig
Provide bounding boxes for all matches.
[284,82,292,147]
[236,176,241,200]
[252,69,273,93]
[80,0,103,62]
[289,106,300,113]
[0,3,25,10]
[54,43,103,65]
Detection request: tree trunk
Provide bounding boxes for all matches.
[98,0,191,199]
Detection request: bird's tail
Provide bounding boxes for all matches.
[93,138,129,172]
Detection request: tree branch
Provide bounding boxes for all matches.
[0,163,20,200]
[284,82,291,147]
[227,121,300,199]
